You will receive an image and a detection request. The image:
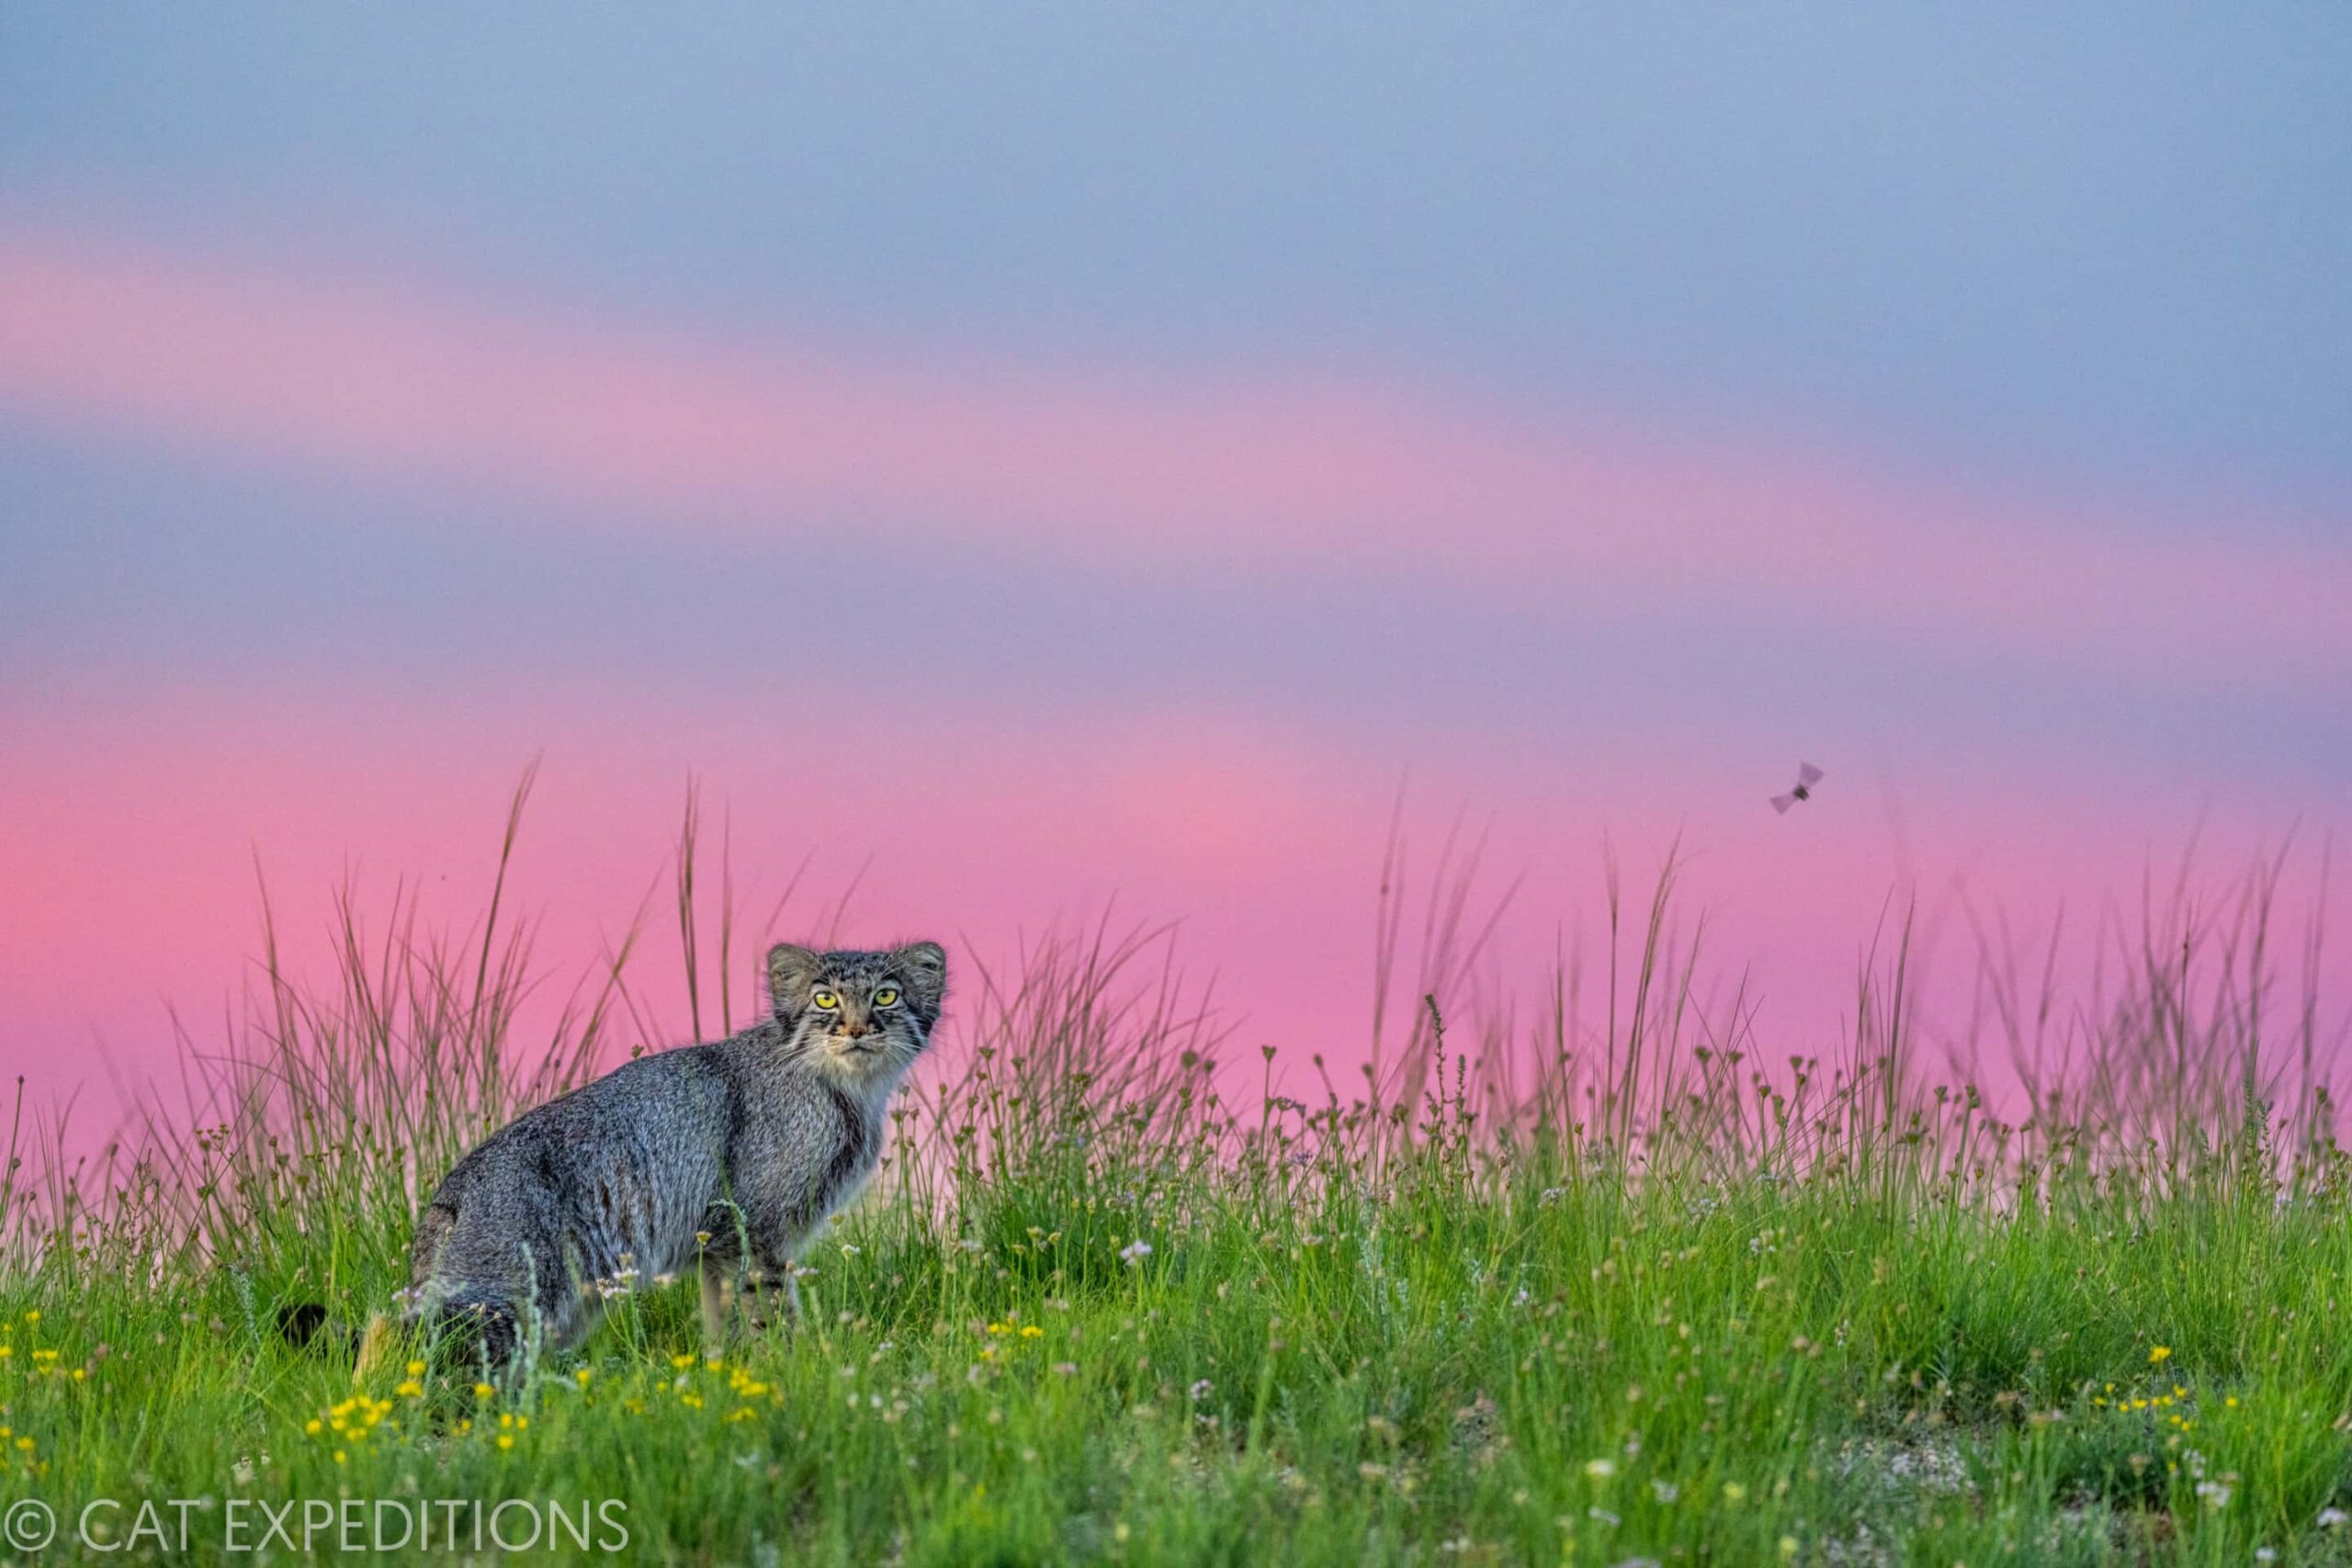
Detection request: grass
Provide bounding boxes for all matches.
[1,788,2347,1564]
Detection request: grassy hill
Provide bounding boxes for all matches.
[4,814,2346,1564]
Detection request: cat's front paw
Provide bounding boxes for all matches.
[740,1267,804,1333]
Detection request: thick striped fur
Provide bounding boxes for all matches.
[365,941,944,1379]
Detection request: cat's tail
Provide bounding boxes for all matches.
[276,1302,361,1359]
[277,1302,407,1389]
[280,1291,524,1386]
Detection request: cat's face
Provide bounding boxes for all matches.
[767,942,945,1073]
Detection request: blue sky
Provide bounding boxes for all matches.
[6,5,2348,509]
[1,6,2346,1113]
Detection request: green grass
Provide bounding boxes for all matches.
[2,796,2346,1563]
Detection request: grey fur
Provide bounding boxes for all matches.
[397,941,945,1373]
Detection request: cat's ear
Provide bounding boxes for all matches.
[892,941,947,1010]
[766,943,822,1012]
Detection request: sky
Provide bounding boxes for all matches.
[2,6,2347,1138]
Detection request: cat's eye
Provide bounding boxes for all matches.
[811,989,840,1010]
[873,987,899,1008]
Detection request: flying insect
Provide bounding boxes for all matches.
[1770,761,1825,815]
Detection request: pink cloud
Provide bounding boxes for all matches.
[5,677,2341,1148]
[0,230,2346,680]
